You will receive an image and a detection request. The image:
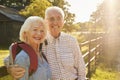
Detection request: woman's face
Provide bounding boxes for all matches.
[26,22,46,45]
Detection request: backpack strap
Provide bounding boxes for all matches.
[41,52,48,63]
[11,42,38,76]
[39,39,48,63]
[39,39,48,51]
[11,42,22,61]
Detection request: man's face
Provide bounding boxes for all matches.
[45,10,64,38]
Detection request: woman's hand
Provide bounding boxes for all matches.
[7,65,25,79]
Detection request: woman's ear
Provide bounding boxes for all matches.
[23,32,27,41]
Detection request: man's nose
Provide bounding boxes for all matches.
[52,19,60,25]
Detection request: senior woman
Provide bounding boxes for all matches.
[6,16,51,80]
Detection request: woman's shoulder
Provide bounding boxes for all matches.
[15,50,30,67]
[15,50,29,60]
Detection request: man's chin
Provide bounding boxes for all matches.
[53,33,60,38]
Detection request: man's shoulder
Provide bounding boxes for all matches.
[61,32,76,40]
[60,32,78,43]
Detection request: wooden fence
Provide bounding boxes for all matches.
[80,36,103,79]
[0,35,104,80]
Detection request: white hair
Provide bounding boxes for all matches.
[19,16,47,42]
[45,6,64,19]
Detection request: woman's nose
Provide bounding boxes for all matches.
[37,31,42,35]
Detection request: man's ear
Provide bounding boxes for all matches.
[44,19,47,23]
[64,20,66,24]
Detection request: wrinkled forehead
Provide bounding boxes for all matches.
[47,9,63,18]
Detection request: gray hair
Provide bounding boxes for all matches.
[19,16,47,42]
[45,6,64,19]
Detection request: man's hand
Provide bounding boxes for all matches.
[7,65,25,79]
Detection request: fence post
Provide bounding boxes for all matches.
[94,44,97,72]
[87,32,92,79]
[94,37,98,71]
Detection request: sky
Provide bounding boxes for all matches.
[65,0,104,23]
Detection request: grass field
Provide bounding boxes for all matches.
[0,50,13,80]
[0,50,9,66]
[91,64,119,80]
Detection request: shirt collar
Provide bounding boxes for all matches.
[47,32,64,44]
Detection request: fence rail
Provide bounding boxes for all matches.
[80,36,103,79]
[0,36,103,79]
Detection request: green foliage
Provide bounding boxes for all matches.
[50,0,65,7]
[0,0,30,10]
[0,0,19,7]
[63,23,80,32]
[78,22,92,32]
[63,10,75,32]
[91,64,119,80]
[19,0,52,18]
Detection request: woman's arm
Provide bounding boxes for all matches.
[4,54,25,79]
[14,51,29,80]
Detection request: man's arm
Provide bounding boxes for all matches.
[73,39,86,80]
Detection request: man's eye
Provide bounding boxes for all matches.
[57,17,61,21]
[49,17,54,21]
[40,30,44,33]
[33,29,37,31]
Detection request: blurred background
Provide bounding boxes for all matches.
[0,0,120,80]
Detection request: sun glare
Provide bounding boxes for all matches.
[109,0,114,3]
[108,0,115,9]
